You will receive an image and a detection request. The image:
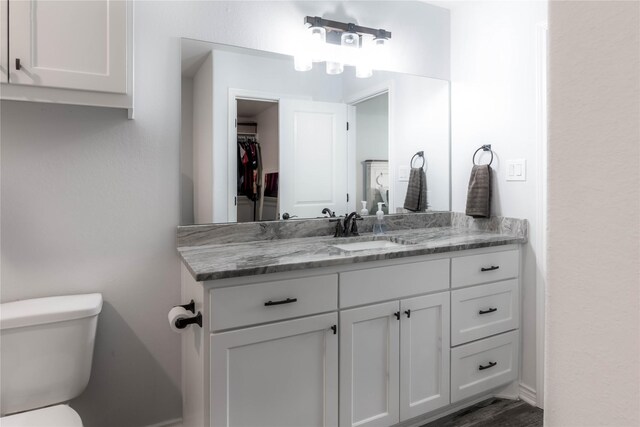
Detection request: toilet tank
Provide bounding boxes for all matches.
[0,294,103,416]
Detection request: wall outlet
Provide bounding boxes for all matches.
[506,159,526,181]
[398,166,410,182]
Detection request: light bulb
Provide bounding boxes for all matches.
[373,37,389,48]
[356,35,373,78]
[356,66,372,78]
[371,36,389,70]
[326,61,343,75]
[294,55,312,72]
[341,31,360,49]
[308,26,326,62]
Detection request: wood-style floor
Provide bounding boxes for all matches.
[422,398,543,427]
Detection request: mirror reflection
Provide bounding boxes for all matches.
[180,39,450,225]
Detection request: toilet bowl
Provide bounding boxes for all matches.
[0,404,82,427]
[0,293,103,426]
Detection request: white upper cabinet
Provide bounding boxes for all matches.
[2,0,132,113]
[0,0,7,83]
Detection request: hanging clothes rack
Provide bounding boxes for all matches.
[237,132,262,221]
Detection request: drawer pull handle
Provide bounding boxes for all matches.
[479,307,498,315]
[264,297,298,306]
[404,309,411,318]
[481,265,500,272]
[15,58,21,70]
[331,325,337,335]
[479,361,497,371]
[394,311,400,320]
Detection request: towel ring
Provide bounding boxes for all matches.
[376,172,385,186]
[472,145,493,166]
[411,151,425,169]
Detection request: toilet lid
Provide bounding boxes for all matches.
[1,405,82,427]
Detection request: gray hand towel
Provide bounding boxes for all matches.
[465,165,492,218]
[403,168,428,212]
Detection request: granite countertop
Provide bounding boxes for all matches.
[178,226,526,282]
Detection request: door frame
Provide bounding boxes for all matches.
[227,88,310,222]
[534,22,548,410]
[345,81,394,214]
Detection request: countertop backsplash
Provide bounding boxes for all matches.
[177,211,527,248]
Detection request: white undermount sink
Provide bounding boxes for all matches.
[331,239,407,252]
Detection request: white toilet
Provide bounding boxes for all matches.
[0,293,103,426]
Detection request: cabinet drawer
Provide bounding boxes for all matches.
[340,259,449,308]
[451,250,519,288]
[451,330,519,403]
[210,275,338,331]
[451,279,519,346]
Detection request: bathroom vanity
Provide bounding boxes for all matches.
[177,213,526,427]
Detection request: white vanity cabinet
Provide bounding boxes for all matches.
[399,293,451,420]
[339,301,400,427]
[449,249,521,404]
[1,0,133,114]
[180,244,522,427]
[211,313,338,427]
[339,292,451,427]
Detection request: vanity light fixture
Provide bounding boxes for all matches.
[295,16,391,78]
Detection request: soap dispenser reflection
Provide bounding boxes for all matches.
[360,201,369,216]
[373,203,386,235]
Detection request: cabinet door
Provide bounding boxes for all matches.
[9,0,127,93]
[210,313,338,427]
[0,0,6,83]
[340,301,400,427]
[400,292,450,421]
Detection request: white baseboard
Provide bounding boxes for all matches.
[519,383,538,406]
[143,418,182,427]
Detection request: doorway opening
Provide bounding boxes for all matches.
[235,98,279,223]
[351,91,390,215]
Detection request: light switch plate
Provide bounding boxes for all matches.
[398,166,410,182]
[506,159,526,181]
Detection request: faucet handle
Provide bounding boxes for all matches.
[350,218,361,236]
[333,220,344,237]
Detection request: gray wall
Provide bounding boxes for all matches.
[0,2,450,426]
[545,1,639,425]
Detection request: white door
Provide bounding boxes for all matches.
[400,292,450,421]
[210,313,338,427]
[0,0,7,83]
[340,301,400,427]
[279,99,348,219]
[9,0,127,93]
